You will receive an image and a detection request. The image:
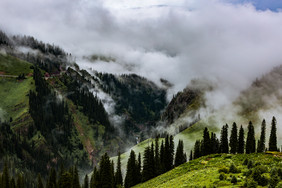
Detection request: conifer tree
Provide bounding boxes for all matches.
[237,125,245,154]
[83,175,89,188]
[115,152,123,187]
[136,153,142,184]
[47,167,57,188]
[58,171,72,188]
[210,132,219,154]
[193,140,201,159]
[142,145,155,182]
[2,163,10,188]
[189,150,193,161]
[220,124,229,153]
[174,140,186,167]
[125,150,138,188]
[246,121,256,153]
[10,178,16,188]
[37,174,44,188]
[160,140,165,174]
[229,122,238,154]
[90,167,100,188]
[269,116,278,151]
[154,136,161,176]
[72,166,80,188]
[202,127,210,155]
[168,135,175,170]
[99,153,113,188]
[257,119,266,152]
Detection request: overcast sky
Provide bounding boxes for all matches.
[1,0,282,106]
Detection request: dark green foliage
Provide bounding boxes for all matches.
[154,136,161,176]
[125,150,138,188]
[229,122,238,154]
[189,150,193,161]
[47,167,57,188]
[246,179,258,188]
[219,173,226,180]
[231,176,237,184]
[90,167,100,188]
[58,172,72,188]
[2,163,10,188]
[160,141,165,174]
[37,174,44,188]
[202,127,211,156]
[193,140,201,159]
[229,163,239,173]
[220,124,229,153]
[246,121,256,154]
[247,160,254,169]
[136,153,142,184]
[72,166,80,188]
[269,116,278,151]
[251,165,269,186]
[218,167,229,174]
[237,125,245,154]
[142,146,155,182]
[174,140,187,167]
[115,152,123,187]
[257,119,266,153]
[99,153,113,188]
[243,158,249,165]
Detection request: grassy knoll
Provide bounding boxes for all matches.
[134,152,282,188]
[0,54,33,75]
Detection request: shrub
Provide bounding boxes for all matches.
[231,176,237,184]
[247,160,254,169]
[246,179,258,188]
[243,158,249,165]
[276,182,282,188]
[229,163,237,173]
[269,175,279,188]
[218,167,229,174]
[219,173,226,180]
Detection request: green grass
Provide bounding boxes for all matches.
[0,77,34,121]
[134,153,282,188]
[0,54,33,75]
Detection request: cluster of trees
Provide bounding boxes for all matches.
[0,30,11,46]
[0,162,87,188]
[192,117,279,160]
[89,135,186,188]
[61,68,115,139]
[96,72,167,135]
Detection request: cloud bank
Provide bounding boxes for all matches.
[1,0,282,113]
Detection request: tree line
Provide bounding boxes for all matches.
[191,116,279,160]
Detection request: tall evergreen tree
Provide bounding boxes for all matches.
[168,135,175,170]
[125,150,138,188]
[47,167,57,188]
[237,125,245,154]
[72,166,80,188]
[220,124,229,153]
[202,127,211,155]
[99,153,113,188]
[159,140,165,174]
[2,163,10,188]
[90,167,100,188]
[142,146,155,182]
[269,116,278,151]
[210,132,219,154]
[154,136,161,176]
[189,150,193,161]
[59,172,72,188]
[246,121,256,154]
[83,175,89,188]
[136,153,142,184]
[174,140,187,167]
[115,152,123,187]
[37,174,44,188]
[229,122,238,154]
[193,140,201,159]
[257,119,266,152]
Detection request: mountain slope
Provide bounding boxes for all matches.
[134,152,282,188]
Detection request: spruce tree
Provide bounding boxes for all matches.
[229,122,238,154]
[160,140,165,174]
[168,135,175,170]
[257,119,266,152]
[37,174,44,188]
[47,167,57,188]
[269,116,278,151]
[193,140,201,159]
[90,166,100,188]
[83,175,89,188]
[125,150,137,188]
[2,162,10,188]
[136,153,142,184]
[58,172,72,188]
[154,136,161,176]
[246,121,256,154]
[115,152,123,187]
[174,140,186,167]
[237,125,245,154]
[202,127,210,155]
[99,153,113,188]
[220,124,229,153]
[72,166,80,188]
[189,150,193,161]
[142,146,155,182]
